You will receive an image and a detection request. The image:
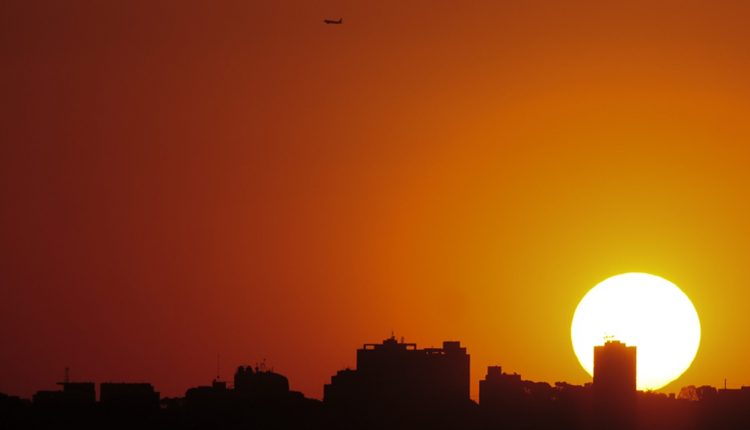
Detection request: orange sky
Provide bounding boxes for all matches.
[3,0,750,400]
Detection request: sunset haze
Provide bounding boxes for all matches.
[2,0,750,401]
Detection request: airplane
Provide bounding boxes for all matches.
[324,18,343,24]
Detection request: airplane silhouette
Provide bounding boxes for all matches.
[324,18,343,24]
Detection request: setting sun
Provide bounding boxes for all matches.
[571,273,701,390]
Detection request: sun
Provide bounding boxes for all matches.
[571,272,701,390]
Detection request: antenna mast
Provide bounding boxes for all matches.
[216,354,221,380]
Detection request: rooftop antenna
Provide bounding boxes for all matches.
[64,367,70,384]
[216,354,221,381]
[724,378,727,390]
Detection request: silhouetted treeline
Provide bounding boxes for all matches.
[2,336,750,430]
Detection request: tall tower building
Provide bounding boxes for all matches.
[594,340,636,394]
[593,340,636,429]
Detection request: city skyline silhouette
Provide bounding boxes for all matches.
[5,1,750,429]
[6,1,750,400]
[2,334,749,429]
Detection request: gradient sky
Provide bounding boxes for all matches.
[3,0,750,400]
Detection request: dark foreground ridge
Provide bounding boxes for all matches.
[1,336,748,429]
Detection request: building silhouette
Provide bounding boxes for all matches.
[325,336,469,405]
[324,335,472,428]
[594,340,636,395]
[479,366,525,413]
[31,382,95,408]
[99,382,159,410]
[234,365,290,401]
[184,365,323,429]
[479,365,590,430]
[184,379,232,415]
[593,340,637,430]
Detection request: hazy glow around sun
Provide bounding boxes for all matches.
[571,273,701,390]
